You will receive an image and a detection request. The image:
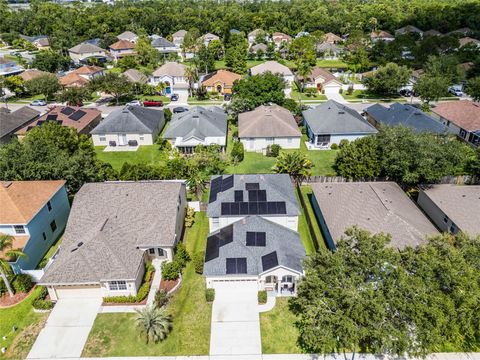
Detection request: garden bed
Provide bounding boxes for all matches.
[0,287,35,308]
[160,278,179,293]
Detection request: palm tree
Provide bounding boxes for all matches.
[296,60,313,94]
[184,65,198,98]
[272,151,313,187]
[135,305,172,344]
[0,234,27,297]
[186,170,209,202]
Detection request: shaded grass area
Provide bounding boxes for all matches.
[95,145,168,171]
[295,188,316,256]
[82,213,211,357]
[300,185,326,252]
[260,298,302,354]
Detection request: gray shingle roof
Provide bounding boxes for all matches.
[303,100,378,135]
[123,68,147,84]
[311,182,439,250]
[40,181,185,285]
[203,216,305,276]
[152,62,186,77]
[90,106,165,135]
[69,43,106,54]
[0,106,40,140]
[366,103,450,134]
[163,106,227,141]
[420,185,480,235]
[207,174,301,218]
[151,37,175,48]
[117,31,138,41]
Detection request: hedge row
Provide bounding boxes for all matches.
[32,286,54,310]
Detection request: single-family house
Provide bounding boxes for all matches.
[19,35,50,50]
[248,29,264,46]
[250,43,268,55]
[0,57,24,76]
[68,43,109,65]
[123,68,147,84]
[151,37,178,55]
[200,33,220,47]
[91,106,165,147]
[316,42,343,60]
[117,31,138,43]
[59,65,104,88]
[299,67,342,94]
[206,173,301,233]
[395,25,423,37]
[18,69,49,82]
[431,101,480,146]
[448,28,473,37]
[424,29,442,37]
[418,185,480,235]
[149,62,189,96]
[201,69,241,94]
[303,100,377,148]
[459,37,480,48]
[250,61,294,90]
[310,182,439,251]
[0,106,40,144]
[16,106,102,139]
[109,40,136,61]
[272,32,292,49]
[162,106,227,153]
[238,105,302,151]
[324,32,342,44]
[0,180,70,273]
[370,30,395,42]
[172,30,187,47]
[40,181,187,300]
[365,103,450,134]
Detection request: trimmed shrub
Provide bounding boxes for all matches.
[205,288,215,302]
[164,108,172,122]
[32,286,54,310]
[339,88,343,94]
[136,282,150,302]
[230,141,244,163]
[300,126,307,135]
[330,143,339,150]
[192,252,205,274]
[258,290,267,304]
[231,128,238,138]
[185,207,195,227]
[174,243,190,268]
[37,258,48,269]
[346,85,354,95]
[103,295,137,303]
[266,144,281,157]
[154,289,169,308]
[12,274,33,293]
[339,139,350,148]
[162,261,181,281]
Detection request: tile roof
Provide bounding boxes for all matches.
[431,101,480,132]
[203,216,305,277]
[302,66,341,85]
[73,65,104,75]
[238,104,301,138]
[324,32,342,43]
[303,100,377,135]
[163,106,227,141]
[91,106,165,135]
[366,103,450,134]
[40,181,185,285]
[172,30,187,38]
[420,185,480,235]
[0,106,40,140]
[0,180,66,224]
[311,182,439,249]
[110,39,136,50]
[201,69,241,88]
[59,72,90,87]
[18,69,50,81]
[16,106,101,135]
[152,62,186,77]
[272,32,292,43]
[370,30,394,39]
[250,61,293,76]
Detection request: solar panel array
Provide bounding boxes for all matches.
[221,201,286,216]
[245,183,260,191]
[69,110,86,121]
[209,175,234,203]
[262,251,278,271]
[226,257,247,274]
[248,189,267,202]
[246,232,266,246]
[205,225,233,262]
[46,114,58,121]
[61,107,75,116]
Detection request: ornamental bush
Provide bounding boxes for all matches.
[266,144,281,157]
[185,207,195,227]
[174,243,190,268]
[161,261,181,281]
[192,252,205,274]
[32,287,54,310]
[231,141,244,163]
[12,274,33,293]
[258,290,267,304]
[154,289,169,309]
[205,288,215,302]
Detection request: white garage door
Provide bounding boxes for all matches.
[324,85,340,94]
[55,285,102,299]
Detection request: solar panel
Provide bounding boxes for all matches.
[257,232,266,246]
[226,258,247,274]
[209,176,222,203]
[205,235,220,262]
[276,202,287,214]
[61,107,75,116]
[221,200,288,216]
[221,175,234,191]
[230,202,240,215]
[258,202,267,214]
[245,183,259,191]
[226,258,237,274]
[221,202,230,215]
[234,190,243,202]
[267,202,277,214]
[249,190,258,202]
[69,110,86,121]
[258,190,267,202]
[262,251,278,271]
[237,258,247,273]
[219,225,233,245]
[248,202,258,215]
[246,232,266,246]
[46,114,57,121]
[240,202,249,215]
[246,232,256,246]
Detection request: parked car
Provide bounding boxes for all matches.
[170,94,179,101]
[143,99,164,107]
[173,106,188,113]
[399,89,412,97]
[126,100,142,106]
[224,94,231,101]
[30,99,47,106]
[448,87,463,97]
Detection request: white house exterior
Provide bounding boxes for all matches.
[250,61,294,92]
[200,33,220,47]
[149,62,188,96]
[300,67,342,94]
[68,43,109,65]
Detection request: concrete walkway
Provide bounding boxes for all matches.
[210,282,261,356]
[146,258,165,305]
[258,293,276,313]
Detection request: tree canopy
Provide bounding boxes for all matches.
[362,62,411,96]
[232,72,286,108]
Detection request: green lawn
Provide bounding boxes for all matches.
[316,59,348,68]
[0,287,48,359]
[291,83,327,101]
[295,188,316,256]
[95,145,168,171]
[300,185,326,252]
[260,298,301,354]
[342,90,405,102]
[82,212,211,357]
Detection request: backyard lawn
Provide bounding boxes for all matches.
[291,83,327,102]
[0,287,48,360]
[316,59,348,68]
[82,212,211,357]
[95,145,168,171]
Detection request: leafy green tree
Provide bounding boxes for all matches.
[225,34,248,74]
[135,306,171,344]
[186,167,209,201]
[57,86,91,106]
[343,47,371,72]
[232,72,285,108]
[465,76,480,101]
[230,140,244,165]
[272,151,313,186]
[32,50,70,73]
[334,135,380,179]
[135,36,158,67]
[208,39,223,60]
[414,75,449,104]
[3,75,25,95]
[424,55,462,84]
[24,74,60,101]
[89,72,132,105]
[0,234,27,297]
[117,55,138,71]
[195,44,215,74]
[12,38,36,51]
[465,147,480,181]
[289,35,316,66]
[296,59,313,93]
[362,63,411,96]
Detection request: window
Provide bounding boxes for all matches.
[139,134,144,141]
[108,280,127,291]
[99,135,106,142]
[50,220,57,233]
[42,232,47,241]
[316,135,331,145]
[282,275,294,283]
[13,225,26,234]
[149,248,155,254]
[47,201,52,212]
[157,248,165,256]
[450,224,457,233]
[443,215,449,224]
[265,275,276,284]
[459,129,468,139]
[287,138,292,144]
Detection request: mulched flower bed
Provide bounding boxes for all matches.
[160,278,179,293]
[0,287,34,308]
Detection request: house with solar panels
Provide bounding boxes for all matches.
[204,174,306,294]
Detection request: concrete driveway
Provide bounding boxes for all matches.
[27,298,102,359]
[210,281,261,356]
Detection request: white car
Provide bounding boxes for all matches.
[448,87,463,97]
[126,100,142,107]
[30,99,47,106]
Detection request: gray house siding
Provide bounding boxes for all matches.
[310,194,336,251]
[417,191,459,234]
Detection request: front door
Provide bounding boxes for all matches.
[118,134,127,146]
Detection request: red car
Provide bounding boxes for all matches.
[143,99,164,107]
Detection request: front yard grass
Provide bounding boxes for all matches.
[316,59,348,68]
[342,90,405,102]
[260,298,301,354]
[82,212,211,357]
[95,145,168,171]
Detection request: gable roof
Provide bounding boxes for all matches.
[0,180,66,224]
[0,106,40,140]
[18,69,50,81]
[250,61,293,76]
[69,43,106,54]
[370,30,394,39]
[431,101,480,132]
[248,29,263,38]
[109,39,136,50]
[366,103,450,134]
[303,67,341,85]
[420,185,480,235]
[303,100,377,135]
[203,216,305,277]
[311,182,439,250]
[200,33,220,41]
[324,32,342,43]
[151,37,175,48]
[424,29,442,36]
[250,43,268,52]
[448,27,472,36]
[459,37,480,47]
[272,32,292,42]
[91,106,165,135]
[19,35,49,47]
[152,62,186,77]
[201,69,241,87]
[117,31,138,41]
[238,105,301,138]
[396,25,423,35]
[40,181,185,285]
[163,106,227,141]
[207,174,301,218]
[73,65,104,75]
[172,30,187,38]
[316,42,342,53]
[59,72,90,87]
[123,68,147,84]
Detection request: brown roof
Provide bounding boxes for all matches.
[202,69,242,88]
[109,39,136,50]
[18,69,50,81]
[324,32,342,43]
[59,72,90,87]
[0,235,30,260]
[432,101,480,131]
[238,104,302,138]
[304,67,341,85]
[459,37,480,47]
[370,30,394,39]
[16,106,102,135]
[272,32,292,43]
[74,65,104,75]
[0,180,66,224]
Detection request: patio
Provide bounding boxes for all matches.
[103,145,139,152]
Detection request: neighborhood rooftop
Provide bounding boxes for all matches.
[432,101,480,132]
[91,106,165,134]
[0,106,40,141]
